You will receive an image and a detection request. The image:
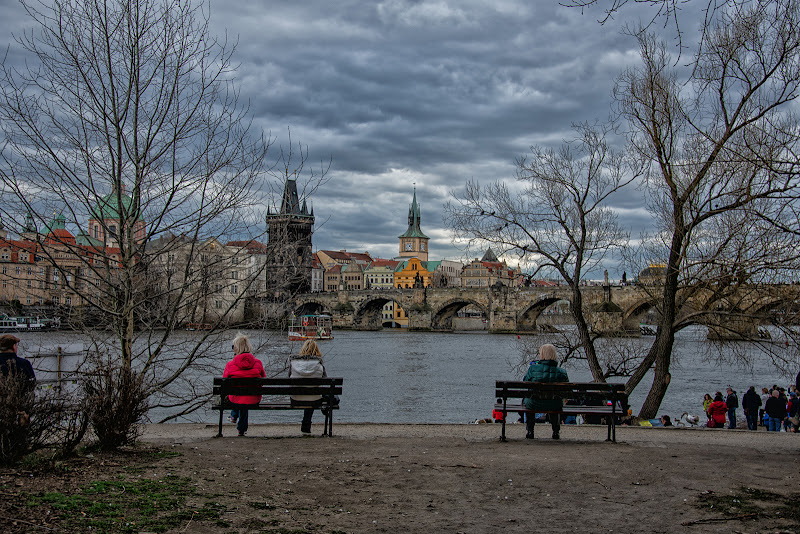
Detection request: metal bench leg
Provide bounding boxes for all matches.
[217,408,224,438]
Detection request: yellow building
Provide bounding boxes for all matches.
[394,257,434,289]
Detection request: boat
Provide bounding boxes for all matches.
[288,314,334,341]
[0,314,46,332]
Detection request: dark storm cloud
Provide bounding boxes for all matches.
[0,0,692,269]
[212,0,665,263]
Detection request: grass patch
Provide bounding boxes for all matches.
[695,487,800,527]
[26,474,222,533]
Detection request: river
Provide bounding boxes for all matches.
[21,327,798,424]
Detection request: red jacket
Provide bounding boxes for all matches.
[223,352,265,405]
[707,400,728,426]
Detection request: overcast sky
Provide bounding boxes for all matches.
[1,0,702,276]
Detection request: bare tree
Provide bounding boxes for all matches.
[0,0,294,436]
[446,123,640,380]
[615,0,800,417]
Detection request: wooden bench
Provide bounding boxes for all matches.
[494,381,628,442]
[212,377,343,437]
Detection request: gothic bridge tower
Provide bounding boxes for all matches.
[266,179,314,299]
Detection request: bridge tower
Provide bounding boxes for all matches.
[398,188,429,261]
[265,178,315,300]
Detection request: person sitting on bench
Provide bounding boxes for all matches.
[289,339,327,434]
[523,344,569,440]
[223,333,265,437]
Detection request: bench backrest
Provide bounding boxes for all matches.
[214,377,343,397]
[495,381,627,404]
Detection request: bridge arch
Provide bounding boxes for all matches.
[517,294,573,333]
[352,295,411,330]
[291,299,333,317]
[431,298,489,331]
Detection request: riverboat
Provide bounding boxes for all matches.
[0,314,47,332]
[288,314,333,341]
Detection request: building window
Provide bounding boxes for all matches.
[65,296,72,306]
[230,285,238,295]
[26,297,31,305]
[53,296,59,305]
[215,300,222,309]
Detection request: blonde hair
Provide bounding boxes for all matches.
[538,344,557,361]
[232,333,253,355]
[299,339,322,357]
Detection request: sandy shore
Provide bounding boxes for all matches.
[128,422,800,533]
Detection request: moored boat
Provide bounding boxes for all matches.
[0,314,49,332]
[288,314,333,341]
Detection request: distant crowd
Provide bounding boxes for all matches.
[701,384,799,432]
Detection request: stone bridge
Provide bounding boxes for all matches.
[277,283,800,337]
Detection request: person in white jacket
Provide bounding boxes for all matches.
[289,339,326,433]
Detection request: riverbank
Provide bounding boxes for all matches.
[122,423,800,532]
[3,423,797,533]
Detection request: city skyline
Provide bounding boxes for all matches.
[0,0,700,275]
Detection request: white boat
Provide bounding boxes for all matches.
[12,316,45,330]
[0,314,48,331]
[288,314,334,341]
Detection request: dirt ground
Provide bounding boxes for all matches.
[2,423,799,533]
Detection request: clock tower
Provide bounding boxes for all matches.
[398,188,429,261]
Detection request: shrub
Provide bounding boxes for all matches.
[82,358,149,450]
[0,371,90,465]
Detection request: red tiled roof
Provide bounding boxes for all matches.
[368,259,401,268]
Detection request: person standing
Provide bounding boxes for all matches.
[0,334,36,388]
[289,339,327,434]
[742,386,761,431]
[707,392,728,428]
[725,387,739,429]
[523,344,568,440]
[759,387,770,426]
[764,389,787,432]
[703,393,713,421]
[222,334,265,437]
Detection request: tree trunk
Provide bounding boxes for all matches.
[571,286,605,382]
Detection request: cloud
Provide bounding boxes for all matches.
[0,0,701,275]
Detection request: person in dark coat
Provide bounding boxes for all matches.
[765,389,787,432]
[725,387,739,429]
[0,334,36,390]
[741,386,761,431]
[523,344,568,440]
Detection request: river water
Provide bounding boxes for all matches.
[21,327,799,424]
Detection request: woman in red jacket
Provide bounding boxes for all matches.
[707,392,728,428]
[223,334,265,436]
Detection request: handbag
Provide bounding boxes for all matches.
[706,419,716,428]
[789,415,800,427]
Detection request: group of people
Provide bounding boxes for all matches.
[703,384,799,432]
[223,334,327,436]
